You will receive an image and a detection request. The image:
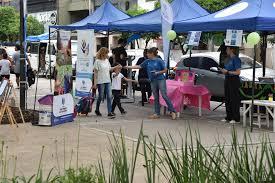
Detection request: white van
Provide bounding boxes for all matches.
[27,40,77,77]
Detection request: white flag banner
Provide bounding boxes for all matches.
[161,0,173,67]
[75,30,94,97]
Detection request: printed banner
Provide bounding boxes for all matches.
[52,93,74,125]
[161,0,173,67]
[53,31,74,125]
[225,29,243,47]
[55,31,72,94]
[75,30,94,97]
[186,31,202,46]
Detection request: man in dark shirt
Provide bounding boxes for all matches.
[113,39,128,76]
[136,49,151,106]
[109,49,115,66]
[113,39,128,95]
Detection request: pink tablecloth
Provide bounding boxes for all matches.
[150,80,211,112]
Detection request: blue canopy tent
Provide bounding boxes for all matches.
[26,33,50,42]
[174,0,275,32]
[109,0,209,33]
[50,0,130,31]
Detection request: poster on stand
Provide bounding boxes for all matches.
[75,30,94,97]
[53,31,74,125]
[225,29,243,47]
[186,31,202,46]
[52,93,74,125]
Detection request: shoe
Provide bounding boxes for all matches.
[95,111,102,116]
[108,113,116,118]
[111,112,116,116]
[221,119,228,122]
[148,114,160,119]
[171,112,176,120]
[121,111,127,115]
[229,120,240,124]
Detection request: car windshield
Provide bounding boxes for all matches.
[240,57,261,69]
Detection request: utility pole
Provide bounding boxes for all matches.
[19,0,27,110]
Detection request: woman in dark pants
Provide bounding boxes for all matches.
[220,46,241,124]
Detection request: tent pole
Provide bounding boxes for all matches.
[250,45,257,132]
[262,33,267,77]
[107,29,110,50]
[49,27,52,93]
[166,41,171,79]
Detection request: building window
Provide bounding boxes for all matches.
[125,1,130,11]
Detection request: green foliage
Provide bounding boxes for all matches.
[0,6,19,41]
[127,6,147,17]
[57,167,96,183]
[0,6,44,42]
[155,0,240,13]
[154,0,173,9]
[27,16,44,37]
[196,0,240,13]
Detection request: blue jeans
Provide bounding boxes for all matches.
[151,79,175,115]
[96,83,112,114]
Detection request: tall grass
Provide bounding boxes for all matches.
[96,127,275,183]
[1,126,275,182]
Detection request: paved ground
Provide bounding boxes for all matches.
[1,75,275,180]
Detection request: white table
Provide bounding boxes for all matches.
[242,100,275,132]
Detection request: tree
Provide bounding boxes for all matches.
[0,6,18,41]
[27,16,44,36]
[127,6,147,16]
[196,0,240,13]
[0,6,44,42]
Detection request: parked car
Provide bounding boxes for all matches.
[176,52,275,101]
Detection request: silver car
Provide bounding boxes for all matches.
[176,52,275,101]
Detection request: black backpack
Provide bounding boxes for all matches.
[27,68,35,87]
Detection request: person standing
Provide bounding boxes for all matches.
[218,42,229,68]
[125,47,176,120]
[113,39,128,75]
[12,44,31,88]
[113,39,128,95]
[220,46,241,124]
[93,47,122,118]
[136,49,152,106]
[109,49,116,66]
[0,53,11,80]
[111,63,137,116]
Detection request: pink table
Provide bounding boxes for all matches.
[150,80,211,116]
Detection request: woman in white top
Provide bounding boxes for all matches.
[93,47,121,117]
[0,53,11,80]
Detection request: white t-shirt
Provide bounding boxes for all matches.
[94,59,111,84]
[112,73,124,90]
[0,59,11,75]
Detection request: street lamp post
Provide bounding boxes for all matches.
[19,0,26,110]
